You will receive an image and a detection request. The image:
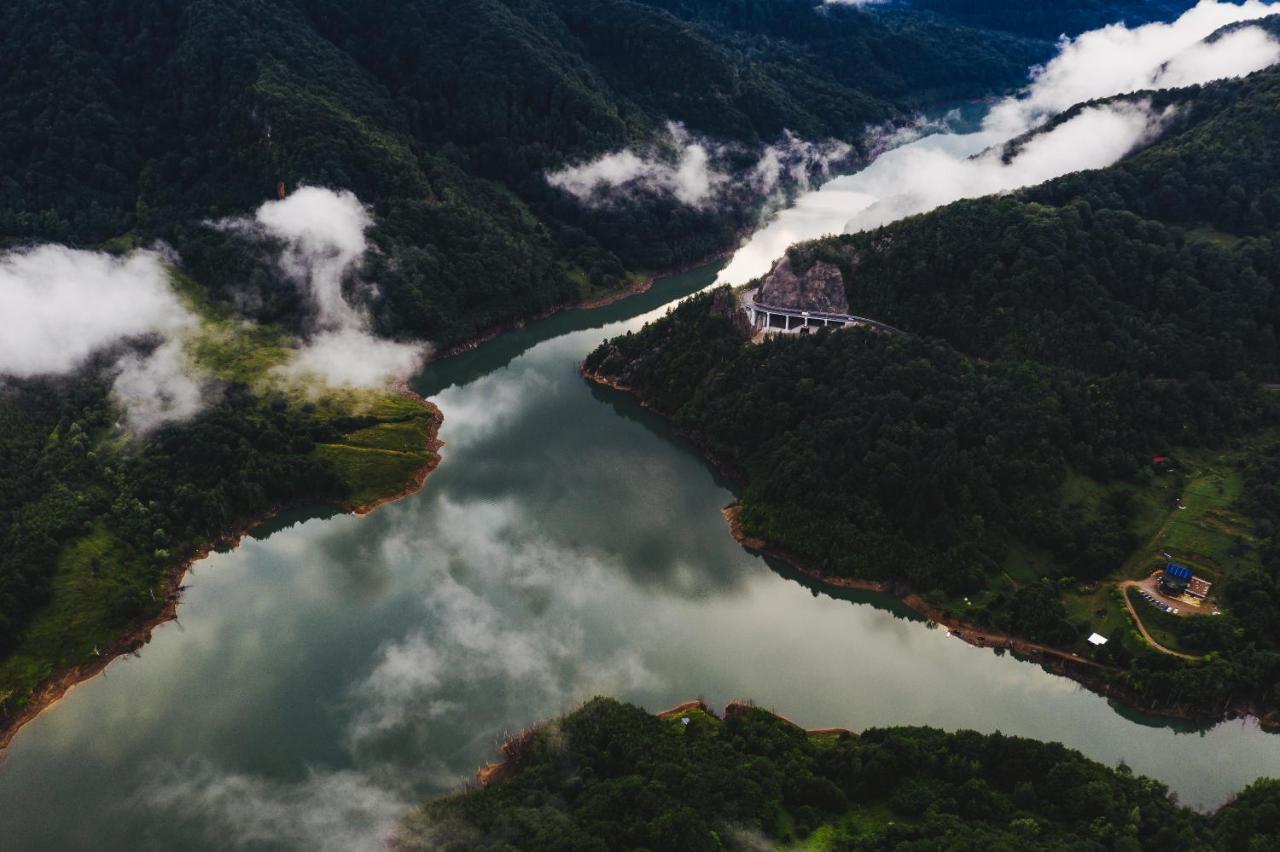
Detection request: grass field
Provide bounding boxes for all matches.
[313,393,439,507]
[800,802,908,851]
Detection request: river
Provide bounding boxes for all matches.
[1,264,1279,850]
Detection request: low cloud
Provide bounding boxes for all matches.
[986,1,1280,135]
[547,122,851,210]
[137,760,409,852]
[111,338,209,434]
[750,131,853,204]
[547,122,727,207]
[218,187,429,389]
[0,246,188,377]
[720,1,1280,284]
[0,245,210,432]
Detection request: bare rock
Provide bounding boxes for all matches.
[756,257,848,314]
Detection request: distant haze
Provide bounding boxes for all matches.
[719,0,1280,285]
[545,122,852,211]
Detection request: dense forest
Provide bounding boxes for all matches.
[0,0,1059,735]
[0,0,1046,348]
[404,696,1280,849]
[585,64,1280,720]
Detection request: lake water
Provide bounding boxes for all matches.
[2,264,1279,850]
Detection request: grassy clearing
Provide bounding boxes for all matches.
[312,392,439,506]
[1184,226,1246,250]
[963,431,1277,656]
[1122,444,1266,589]
[798,802,908,850]
[181,277,440,508]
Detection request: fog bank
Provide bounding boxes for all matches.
[720,1,1280,285]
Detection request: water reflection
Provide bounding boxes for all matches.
[1,263,1278,850]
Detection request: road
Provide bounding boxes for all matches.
[1118,580,1199,660]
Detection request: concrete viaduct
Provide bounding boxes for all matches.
[741,289,903,336]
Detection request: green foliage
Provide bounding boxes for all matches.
[403,697,1277,849]
[0,331,439,720]
[586,66,1280,719]
[0,0,1041,347]
[905,0,1195,39]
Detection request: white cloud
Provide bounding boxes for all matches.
[111,338,209,434]
[0,245,211,432]
[253,187,374,330]
[285,328,428,390]
[720,1,1280,285]
[137,760,409,852]
[219,187,429,388]
[0,246,191,377]
[344,497,659,752]
[750,131,854,199]
[547,122,851,210]
[985,0,1280,135]
[547,122,727,207]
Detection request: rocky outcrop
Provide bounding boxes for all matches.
[756,257,848,313]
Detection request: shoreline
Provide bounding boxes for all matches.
[720,505,1279,733]
[0,391,445,754]
[425,248,734,364]
[0,249,721,754]
[581,367,1278,733]
[478,699,856,789]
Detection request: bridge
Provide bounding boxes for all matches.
[741,289,903,336]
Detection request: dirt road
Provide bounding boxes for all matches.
[1118,581,1199,660]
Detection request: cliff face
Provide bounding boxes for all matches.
[756,257,848,314]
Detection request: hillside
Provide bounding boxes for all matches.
[584,64,1280,723]
[0,0,1043,348]
[904,0,1197,38]
[402,696,1280,849]
[0,0,1053,748]
[0,276,443,738]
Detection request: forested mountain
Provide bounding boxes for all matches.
[0,0,1042,347]
[0,0,1048,741]
[903,0,1196,38]
[585,64,1280,721]
[404,697,1280,849]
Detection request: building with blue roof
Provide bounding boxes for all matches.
[1159,562,1193,597]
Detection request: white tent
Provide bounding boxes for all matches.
[1088,633,1108,646]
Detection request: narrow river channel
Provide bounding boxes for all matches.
[2,265,1279,850]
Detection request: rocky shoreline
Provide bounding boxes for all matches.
[0,392,445,753]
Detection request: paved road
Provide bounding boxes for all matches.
[1118,580,1199,660]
